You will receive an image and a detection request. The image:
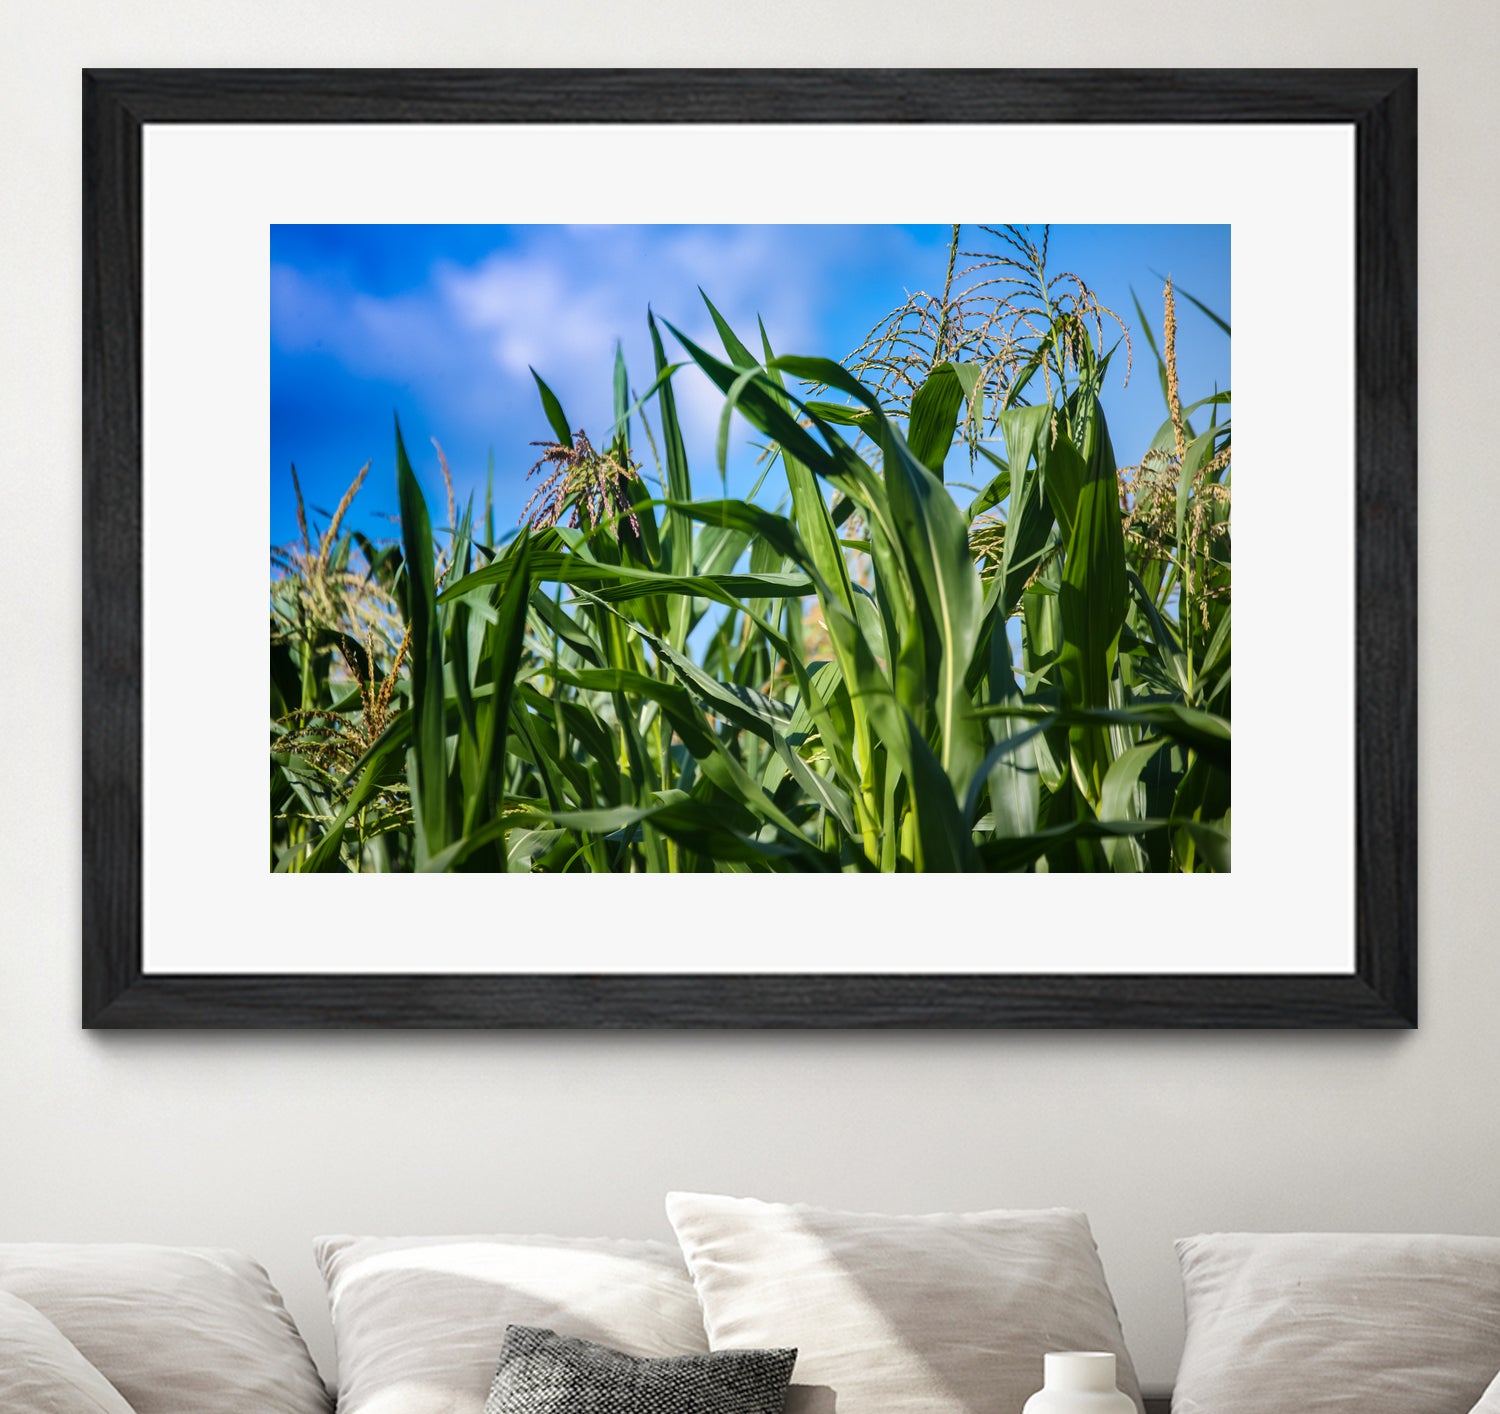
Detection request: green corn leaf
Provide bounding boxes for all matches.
[973,701,1228,770]
[977,817,1166,873]
[584,568,810,607]
[905,712,976,872]
[529,368,574,448]
[692,520,753,578]
[1147,392,1231,452]
[1099,739,1168,871]
[1175,817,1232,873]
[517,794,832,869]
[662,498,825,594]
[802,400,878,429]
[447,504,479,771]
[612,342,631,440]
[996,404,1058,621]
[645,319,693,517]
[463,530,533,842]
[300,710,414,873]
[905,361,968,478]
[754,324,887,857]
[440,551,812,611]
[484,449,496,551]
[528,586,604,667]
[553,663,816,852]
[394,413,450,863]
[765,354,976,786]
[1056,395,1128,801]
[1172,755,1232,872]
[618,471,662,568]
[1176,420,1230,554]
[671,334,891,529]
[1041,424,1087,550]
[966,445,1011,523]
[579,581,863,843]
[700,288,759,369]
[605,359,688,440]
[647,311,695,650]
[983,626,1041,839]
[1200,609,1232,678]
[888,439,985,789]
[1125,568,1192,698]
[653,636,855,839]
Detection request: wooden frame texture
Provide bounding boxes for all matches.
[82,68,1417,1028]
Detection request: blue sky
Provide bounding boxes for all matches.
[270,224,1229,548]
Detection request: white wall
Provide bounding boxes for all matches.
[2,1,1496,1397]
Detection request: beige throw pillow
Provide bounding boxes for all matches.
[316,1233,710,1414]
[1174,1232,1500,1414]
[0,1244,329,1414]
[666,1192,1144,1414]
[0,1290,135,1414]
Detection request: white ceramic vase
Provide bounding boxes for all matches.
[1021,1352,1137,1414]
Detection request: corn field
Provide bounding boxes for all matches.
[270,226,1230,873]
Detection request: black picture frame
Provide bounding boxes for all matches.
[83,68,1417,1029]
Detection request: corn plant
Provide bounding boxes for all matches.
[269,227,1230,873]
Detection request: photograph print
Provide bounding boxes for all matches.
[269,222,1232,876]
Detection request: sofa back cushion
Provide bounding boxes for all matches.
[316,1233,709,1414]
[1174,1232,1500,1414]
[0,1244,330,1414]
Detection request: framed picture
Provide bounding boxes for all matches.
[83,68,1416,1028]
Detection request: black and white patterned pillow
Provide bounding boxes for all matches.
[485,1325,796,1414]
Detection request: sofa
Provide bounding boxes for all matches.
[4,1194,1500,1413]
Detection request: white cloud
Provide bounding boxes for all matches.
[273,226,875,497]
[426,227,830,456]
[271,263,459,385]
[437,251,620,384]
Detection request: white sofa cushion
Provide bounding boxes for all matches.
[666,1192,1144,1414]
[0,1244,329,1414]
[316,1233,710,1414]
[1174,1232,1500,1413]
[0,1289,135,1413]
